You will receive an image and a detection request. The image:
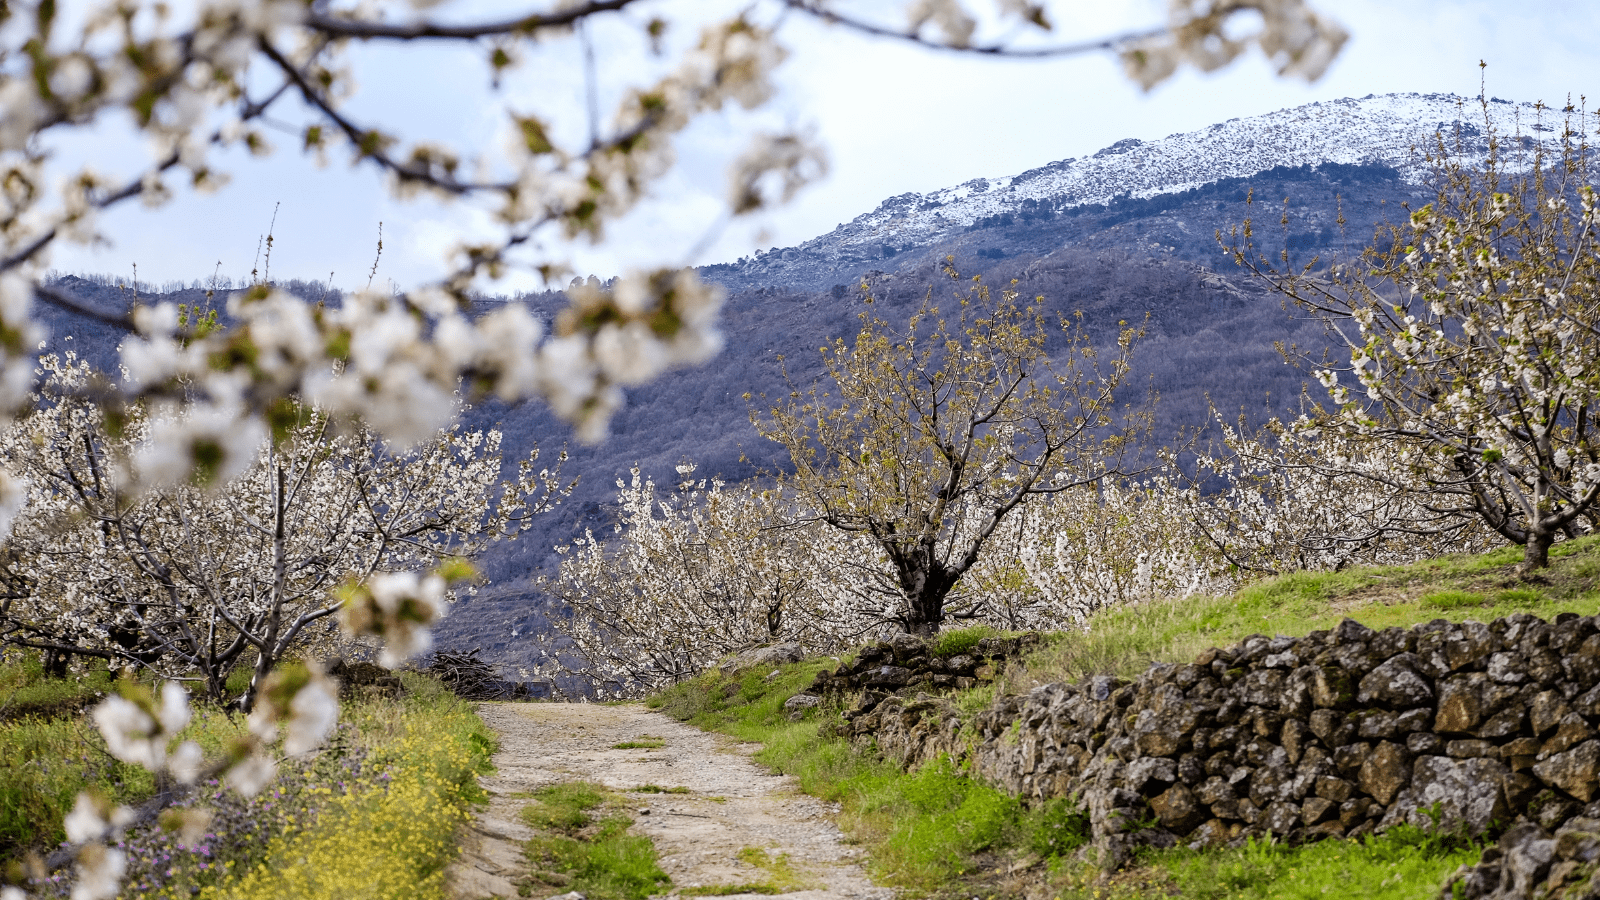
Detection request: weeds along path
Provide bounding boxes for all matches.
[449,701,894,900]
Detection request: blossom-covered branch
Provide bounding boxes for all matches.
[1227,98,1600,570]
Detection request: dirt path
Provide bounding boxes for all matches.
[447,702,894,900]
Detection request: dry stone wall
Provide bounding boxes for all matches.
[802,613,1600,870]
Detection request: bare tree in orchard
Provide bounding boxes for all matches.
[1230,98,1600,571]
[751,265,1148,635]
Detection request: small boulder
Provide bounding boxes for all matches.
[1530,690,1572,737]
[1151,783,1205,832]
[783,692,822,714]
[1124,757,1179,797]
[865,665,913,687]
[1380,755,1508,835]
[1433,673,1489,734]
[719,643,805,676]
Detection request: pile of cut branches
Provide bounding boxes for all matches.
[427,649,542,700]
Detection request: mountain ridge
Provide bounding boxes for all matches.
[707,92,1563,292]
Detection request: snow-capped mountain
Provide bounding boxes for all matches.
[710,93,1567,291]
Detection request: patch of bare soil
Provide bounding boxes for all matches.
[447,702,895,900]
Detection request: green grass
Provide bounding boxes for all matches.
[0,650,290,862]
[0,655,153,860]
[611,735,666,749]
[0,713,155,862]
[1053,823,1482,900]
[930,625,1004,657]
[523,782,607,831]
[628,784,690,794]
[1002,535,1600,694]
[679,846,815,895]
[0,654,115,721]
[520,780,671,900]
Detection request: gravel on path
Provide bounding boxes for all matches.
[447,701,895,900]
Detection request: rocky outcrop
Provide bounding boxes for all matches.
[779,633,1040,729]
[827,613,1600,870]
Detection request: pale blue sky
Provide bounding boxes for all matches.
[41,1,1600,292]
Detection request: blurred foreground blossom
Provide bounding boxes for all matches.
[246,662,341,757]
[339,570,448,668]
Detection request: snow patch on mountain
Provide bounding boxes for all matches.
[792,93,1561,262]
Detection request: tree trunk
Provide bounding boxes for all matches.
[902,582,949,636]
[42,647,71,679]
[896,553,959,635]
[1521,529,1555,572]
[238,466,290,714]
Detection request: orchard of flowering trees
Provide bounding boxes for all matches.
[0,0,1356,894]
[544,407,1503,696]
[541,96,1600,699]
[540,259,1508,696]
[536,465,882,693]
[0,354,571,710]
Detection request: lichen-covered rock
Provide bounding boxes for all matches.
[1151,783,1204,832]
[1125,757,1178,796]
[1438,820,1575,900]
[1533,740,1600,803]
[864,665,913,687]
[1358,741,1411,806]
[1379,755,1509,834]
[783,692,822,715]
[1311,666,1357,710]
[1132,706,1194,757]
[720,642,805,676]
[1530,690,1572,737]
[1434,672,1490,734]
[1358,654,1435,709]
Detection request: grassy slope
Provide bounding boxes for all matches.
[0,658,158,862]
[0,662,494,900]
[652,537,1600,899]
[1004,536,1600,694]
[207,674,496,900]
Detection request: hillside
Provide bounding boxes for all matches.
[32,92,1554,673]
